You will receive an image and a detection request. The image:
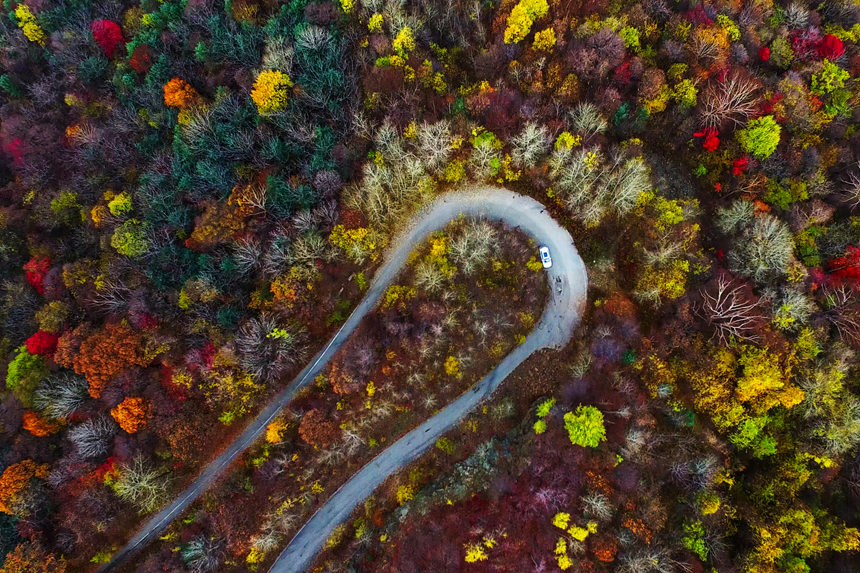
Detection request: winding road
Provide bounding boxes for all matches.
[99,187,587,573]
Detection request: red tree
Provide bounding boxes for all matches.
[130,44,153,74]
[23,257,50,295]
[818,34,845,60]
[72,322,150,398]
[829,246,860,287]
[91,20,124,58]
[25,331,59,356]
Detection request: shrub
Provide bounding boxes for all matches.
[736,115,781,159]
[251,70,293,114]
[563,405,607,448]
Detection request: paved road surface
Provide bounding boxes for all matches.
[269,187,587,573]
[99,186,587,572]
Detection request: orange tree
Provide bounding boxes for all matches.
[0,460,49,516]
[0,540,66,573]
[72,322,152,398]
[110,397,148,433]
[163,78,197,108]
[21,411,62,437]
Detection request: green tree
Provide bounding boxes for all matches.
[563,405,606,448]
[682,520,708,561]
[5,347,48,408]
[736,115,781,159]
[111,219,150,257]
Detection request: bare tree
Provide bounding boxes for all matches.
[695,274,763,345]
[68,416,119,459]
[34,373,90,419]
[511,122,551,168]
[181,535,225,572]
[113,454,170,514]
[823,285,860,345]
[839,164,860,211]
[699,72,761,129]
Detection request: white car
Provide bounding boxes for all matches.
[539,246,552,269]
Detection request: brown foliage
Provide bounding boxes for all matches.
[298,409,340,447]
[72,322,150,398]
[185,184,261,252]
[53,323,92,369]
[329,362,361,395]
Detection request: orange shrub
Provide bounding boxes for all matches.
[21,411,62,437]
[110,396,147,433]
[163,78,198,108]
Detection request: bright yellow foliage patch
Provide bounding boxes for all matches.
[251,70,293,114]
[504,0,549,44]
[15,5,46,46]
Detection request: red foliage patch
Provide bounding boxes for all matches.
[693,128,719,152]
[130,44,153,74]
[759,46,770,62]
[732,156,749,176]
[23,257,51,295]
[828,246,860,287]
[159,366,188,401]
[25,331,59,356]
[91,19,124,58]
[340,208,366,229]
[6,138,23,165]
